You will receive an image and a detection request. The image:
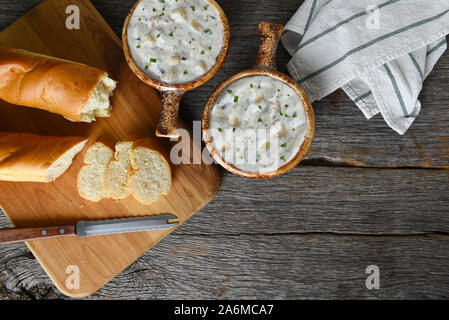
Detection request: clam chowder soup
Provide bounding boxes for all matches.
[127,0,223,85]
[209,76,307,173]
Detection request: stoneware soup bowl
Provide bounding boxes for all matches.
[123,0,230,138]
[202,22,315,179]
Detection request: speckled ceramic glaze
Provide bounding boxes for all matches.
[123,0,230,138]
[202,22,315,179]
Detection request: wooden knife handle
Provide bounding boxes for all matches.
[0,225,76,245]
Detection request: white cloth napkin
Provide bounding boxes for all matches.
[281,0,449,134]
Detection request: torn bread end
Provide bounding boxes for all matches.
[79,74,117,123]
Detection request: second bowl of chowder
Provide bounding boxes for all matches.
[202,22,315,178]
[123,0,230,138]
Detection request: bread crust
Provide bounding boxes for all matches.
[0,47,109,122]
[0,132,88,182]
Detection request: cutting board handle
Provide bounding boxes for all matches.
[0,225,75,244]
[156,90,185,139]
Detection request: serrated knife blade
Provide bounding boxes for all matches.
[76,214,179,237]
[0,214,179,245]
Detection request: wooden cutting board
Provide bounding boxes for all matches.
[0,0,220,297]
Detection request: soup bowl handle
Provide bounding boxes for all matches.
[255,22,284,70]
[156,90,185,139]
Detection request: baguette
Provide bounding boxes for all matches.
[0,132,88,182]
[129,138,172,205]
[0,47,117,122]
[77,141,114,202]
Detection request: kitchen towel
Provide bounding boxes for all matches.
[281,0,449,134]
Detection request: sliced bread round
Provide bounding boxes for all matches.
[129,139,172,205]
[104,140,134,199]
[77,141,113,202]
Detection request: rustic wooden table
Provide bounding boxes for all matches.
[1,0,449,299]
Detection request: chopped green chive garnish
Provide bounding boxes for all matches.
[157,34,161,38]
[153,8,156,11]
[169,31,174,37]
[280,156,286,161]
[190,5,195,11]
[160,12,164,16]
[184,70,188,74]
[285,104,289,108]
[292,112,297,118]
[281,143,287,148]
[136,45,141,48]
[203,5,209,10]
[250,83,254,88]
[258,105,262,110]
[161,0,165,3]
[279,111,283,116]
[163,7,166,11]
[227,90,232,94]
[285,114,289,117]
[138,18,142,21]
[204,29,211,34]
[144,65,149,70]
[292,128,295,131]
[150,58,157,62]
[201,50,205,55]
[218,128,223,132]
[277,89,281,92]
[258,117,262,122]
[208,46,212,50]
[234,96,239,102]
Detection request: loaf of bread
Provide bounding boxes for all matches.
[77,141,114,202]
[0,132,88,182]
[129,138,172,205]
[104,139,134,199]
[0,47,116,122]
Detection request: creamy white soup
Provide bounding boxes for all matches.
[127,0,223,85]
[208,76,307,173]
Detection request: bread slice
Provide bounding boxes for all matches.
[0,132,88,182]
[104,140,134,199]
[77,141,114,202]
[129,139,172,205]
[0,47,116,123]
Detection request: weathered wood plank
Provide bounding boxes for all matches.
[179,166,449,236]
[1,232,449,299]
[2,166,448,236]
[1,164,449,299]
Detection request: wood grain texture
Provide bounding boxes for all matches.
[1,0,449,300]
[0,225,75,245]
[0,0,220,298]
[1,216,449,300]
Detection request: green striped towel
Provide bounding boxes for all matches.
[281,0,449,134]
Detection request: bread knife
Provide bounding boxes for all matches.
[0,214,179,245]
